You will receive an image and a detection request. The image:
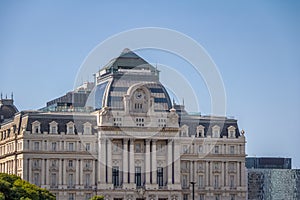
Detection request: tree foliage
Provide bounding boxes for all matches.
[90,195,104,200]
[0,173,55,200]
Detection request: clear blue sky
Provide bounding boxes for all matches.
[0,1,299,167]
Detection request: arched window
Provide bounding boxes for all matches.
[180,125,189,137]
[83,122,92,135]
[212,125,220,138]
[31,121,41,134]
[66,122,75,134]
[227,126,236,138]
[49,121,58,134]
[196,125,205,137]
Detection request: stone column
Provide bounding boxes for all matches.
[45,159,49,185]
[205,162,209,187]
[129,139,135,184]
[41,159,45,186]
[167,139,173,185]
[123,139,129,184]
[225,162,228,187]
[75,159,79,186]
[173,139,181,185]
[221,162,225,187]
[99,138,106,184]
[107,139,112,184]
[145,139,151,185]
[80,160,84,186]
[151,140,157,184]
[58,159,62,186]
[63,159,67,186]
[241,162,246,187]
[237,162,240,187]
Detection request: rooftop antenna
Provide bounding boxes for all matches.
[11,92,13,100]
[182,98,185,106]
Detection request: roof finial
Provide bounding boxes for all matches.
[0,92,2,99]
[5,94,7,99]
[11,92,13,100]
[182,98,185,106]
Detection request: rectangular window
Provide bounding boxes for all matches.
[182,175,188,188]
[68,160,73,168]
[85,194,92,200]
[68,174,74,187]
[157,167,164,187]
[85,174,90,187]
[135,167,142,187]
[199,195,204,200]
[230,146,235,154]
[51,126,57,134]
[198,175,204,188]
[51,173,57,187]
[230,175,235,188]
[34,142,40,150]
[68,193,74,200]
[69,143,74,151]
[51,142,57,151]
[198,145,203,153]
[33,173,40,186]
[214,146,219,154]
[112,167,120,187]
[183,194,188,200]
[135,143,141,153]
[84,126,91,134]
[214,175,219,189]
[85,143,90,151]
[68,126,74,134]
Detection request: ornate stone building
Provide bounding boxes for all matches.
[0,49,247,200]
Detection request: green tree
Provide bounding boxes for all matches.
[0,173,55,200]
[90,195,104,200]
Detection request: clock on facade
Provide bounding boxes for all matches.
[134,90,145,100]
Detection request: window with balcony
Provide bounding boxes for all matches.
[198,175,204,188]
[51,173,57,187]
[157,167,164,187]
[68,193,74,200]
[135,167,142,187]
[33,173,40,186]
[112,167,120,187]
[230,175,235,188]
[85,173,91,187]
[214,175,219,189]
[182,174,188,188]
[68,174,74,188]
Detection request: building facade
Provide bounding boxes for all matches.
[0,49,247,200]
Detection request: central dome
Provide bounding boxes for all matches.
[91,49,172,112]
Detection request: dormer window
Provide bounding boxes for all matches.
[83,122,92,135]
[196,125,205,137]
[32,121,41,134]
[227,126,236,138]
[67,122,75,134]
[181,125,189,137]
[212,125,220,138]
[49,121,58,134]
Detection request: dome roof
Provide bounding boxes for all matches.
[90,49,172,112]
[0,103,18,122]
